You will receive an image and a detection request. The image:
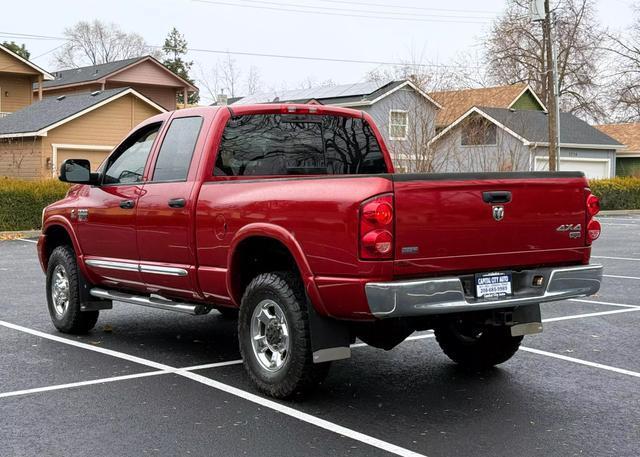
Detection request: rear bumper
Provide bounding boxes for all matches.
[365,264,603,318]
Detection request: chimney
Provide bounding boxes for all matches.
[217,93,228,106]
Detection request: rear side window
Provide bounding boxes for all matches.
[214,114,386,176]
[152,116,203,182]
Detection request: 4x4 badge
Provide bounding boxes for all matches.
[492,205,504,221]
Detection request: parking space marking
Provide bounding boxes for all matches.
[0,319,426,457]
[569,298,640,308]
[592,255,640,261]
[542,307,640,322]
[604,274,640,280]
[13,238,37,244]
[0,370,171,399]
[520,347,640,378]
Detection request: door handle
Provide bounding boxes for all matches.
[168,198,186,208]
[482,191,512,204]
[119,199,135,209]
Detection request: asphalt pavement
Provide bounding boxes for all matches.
[0,215,638,457]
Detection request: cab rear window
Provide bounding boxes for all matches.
[214,114,386,176]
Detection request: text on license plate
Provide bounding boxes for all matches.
[475,272,512,298]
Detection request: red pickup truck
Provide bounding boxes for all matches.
[38,104,603,398]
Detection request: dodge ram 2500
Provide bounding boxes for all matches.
[38,103,603,398]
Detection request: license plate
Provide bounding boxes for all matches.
[475,272,512,299]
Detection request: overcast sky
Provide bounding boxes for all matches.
[4,0,636,103]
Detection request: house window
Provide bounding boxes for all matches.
[389,110,408,140]
[461,118,497,146]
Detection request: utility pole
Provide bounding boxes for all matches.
[543,0,560,171]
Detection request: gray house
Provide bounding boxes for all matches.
[230,80,442,169]
[429,106,623,178]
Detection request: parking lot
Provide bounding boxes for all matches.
[1,215,639,457]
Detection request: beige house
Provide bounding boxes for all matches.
[0,43,54,116]
[38,56,197,110]
[0,88,165,179]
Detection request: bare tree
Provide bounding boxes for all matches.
[219,54,241,97]
[604,2,640,121]
[485,0,606,121]
[52,20,158,69]
[245,65,262,95]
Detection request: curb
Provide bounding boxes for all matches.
[0,230,40,240]
[599,210,640,216]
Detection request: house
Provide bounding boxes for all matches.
[229,80,443,162]
[0,87,165,179]
[429,106,623,178]
[38,56,198,110]
[429,83,546,130]
[594,123,640,176]
[0,43,54,117]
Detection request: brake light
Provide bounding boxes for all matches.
[360,194,394,259]
[585,192,601,246]
[587,218,601,242]
[281,105,318,114]
[587,194,600,216]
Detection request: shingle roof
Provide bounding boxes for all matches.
[232,81,388,105]
[0,88,131,135]
[594,123,640,153]
[430,84,530,127]
[42,57,145,89]
[478,107,623,146]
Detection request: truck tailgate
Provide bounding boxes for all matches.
[392,172,590,277]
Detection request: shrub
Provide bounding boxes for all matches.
[0,178,69,231]
[589,177,640,210]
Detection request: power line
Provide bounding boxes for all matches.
[192,0,492,24]
[218,0,495,20]
[0,30,483,70]
[309,0,499,15]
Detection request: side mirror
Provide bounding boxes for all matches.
[59,159,100,185]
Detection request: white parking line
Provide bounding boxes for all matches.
[13,238,37,244]
[592,255,640,261]
[520,347,640,378]
[599,223,638,227]
[542,307,640,322]
[604,274,640,280]
[0,320,425,457]
[569,298,640,308]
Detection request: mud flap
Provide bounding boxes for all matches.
[510,304,543,337]
[307,303,351,364]
[78,267,112,312]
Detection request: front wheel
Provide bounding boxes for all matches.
[238,272,330,398]
[46,245,99,334]
[434,320,522,370]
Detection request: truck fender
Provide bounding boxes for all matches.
[226,223,328,315]
[227,223,350,363]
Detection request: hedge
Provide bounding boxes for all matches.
[589,177,640,211]
[0,178,69,231]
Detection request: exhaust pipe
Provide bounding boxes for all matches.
[90,288,210,315]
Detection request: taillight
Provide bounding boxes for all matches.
[587,194,600,217]
[360,194,394,259]
[585,192,601,246]
[587,218,601,242]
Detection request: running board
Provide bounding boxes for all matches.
[89,288,210,315]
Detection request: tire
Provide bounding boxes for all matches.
[435,320,522,370]
[238,271,330,399]
[46,245,99,334]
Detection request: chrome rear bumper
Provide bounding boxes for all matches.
[365,264,603,318]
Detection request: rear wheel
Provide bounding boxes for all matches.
[46,245,99,334]
[238,272,330,398]
[435,320,522,369]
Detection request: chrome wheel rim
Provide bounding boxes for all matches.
[250,299,290,372]
[51,264,70,317]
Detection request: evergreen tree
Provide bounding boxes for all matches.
[162,28,199,104]
[2,41,30,60]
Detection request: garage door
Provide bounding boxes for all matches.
[535,157,610,179]
[55,147,112,174]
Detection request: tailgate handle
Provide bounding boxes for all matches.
[482,191,511,204]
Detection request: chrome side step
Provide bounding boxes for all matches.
[90,288,210,315]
